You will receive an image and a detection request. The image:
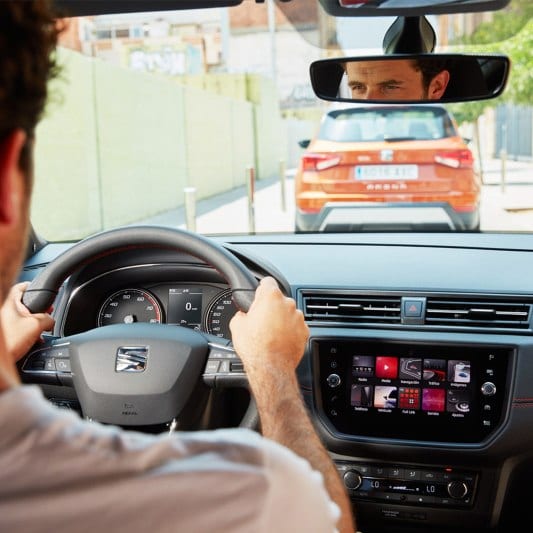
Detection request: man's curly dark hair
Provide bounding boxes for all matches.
[0,0,62,178]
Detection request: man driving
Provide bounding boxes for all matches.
[0,2,356,532]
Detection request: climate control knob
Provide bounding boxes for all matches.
[343,470,363,491]
[447,480,469,499]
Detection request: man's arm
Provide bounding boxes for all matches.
[230,276,356,533]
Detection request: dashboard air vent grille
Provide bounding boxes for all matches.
[425,298,531,329]
[303,294,402,324]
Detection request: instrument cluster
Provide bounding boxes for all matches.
[95,284,237,339]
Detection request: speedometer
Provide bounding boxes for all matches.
[204,289,238,339]
[98,289,162,327]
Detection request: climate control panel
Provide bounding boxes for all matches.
[336,461,477,508]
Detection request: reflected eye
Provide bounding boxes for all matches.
[350,83,366,93]
[383,84,402,93]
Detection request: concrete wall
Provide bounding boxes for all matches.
[31,47,283,240]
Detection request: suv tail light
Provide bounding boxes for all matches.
[301,153,341,171]
[435,149,474,169]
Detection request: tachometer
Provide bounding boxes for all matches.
[98,289,162,327]
[204,289,238,339]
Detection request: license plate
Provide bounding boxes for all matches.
[354,165,418,180]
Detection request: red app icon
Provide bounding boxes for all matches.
[375,356,398,379]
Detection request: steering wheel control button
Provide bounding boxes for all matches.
[27,358,46,371]
[481,382,497,396]
[327,373,341,388]
[230,361,244,373]
[204,345,246,386]
[55,358,71,372]
[204,360,220,374]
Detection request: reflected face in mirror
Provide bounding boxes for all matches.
[344,59,450,100]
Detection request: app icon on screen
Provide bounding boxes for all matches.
[447,389,470,413]
[352,355,375,377]
[448,360,471,383]
[374,386,397,408]
[375,356,398,379]
[399,387,421,409]
[351,385,373,407]
[422,388,445,412]
[399,358,422,380]
[423,359,447,382]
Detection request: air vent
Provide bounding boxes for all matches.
[300,291,533,333]
[426,298,532,329]
[303,294,402,325]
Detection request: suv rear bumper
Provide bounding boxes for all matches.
[295,202,480,232]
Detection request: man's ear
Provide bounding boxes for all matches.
[0,130,27,225]
[429,70,451,100]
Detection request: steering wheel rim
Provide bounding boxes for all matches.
[23,225,258,313]
[21,225,259,429]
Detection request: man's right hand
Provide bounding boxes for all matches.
[229,276,309,382]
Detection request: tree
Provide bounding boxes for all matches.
[444,0,532,178]
[450,0,532,109]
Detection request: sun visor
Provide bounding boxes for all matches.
[53,0,244,17]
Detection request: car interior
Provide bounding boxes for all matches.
[15,0,533,531]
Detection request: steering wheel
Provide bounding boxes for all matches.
[20,225,259,430]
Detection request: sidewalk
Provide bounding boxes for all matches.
[139,173,295,234]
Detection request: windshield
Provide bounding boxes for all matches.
[31,0,532,240]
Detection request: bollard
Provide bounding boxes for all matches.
[500,148,507,194]
[246,166,256,234]
[279,159,286,212]
[500,123,507,194]
[184,187,196,232]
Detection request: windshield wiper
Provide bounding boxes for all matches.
[383,136,417,142]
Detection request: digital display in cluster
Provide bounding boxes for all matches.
[350,354,471,416]
[167,288,203,329]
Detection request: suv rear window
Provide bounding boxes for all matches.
[318,106,457,142]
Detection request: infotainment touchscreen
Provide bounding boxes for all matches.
[314,340,509,443]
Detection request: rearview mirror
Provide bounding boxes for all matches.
[317,0,511,17]
[310,54,510,104]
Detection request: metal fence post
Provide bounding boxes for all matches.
[184,187,196,232]
[246,166,256,233]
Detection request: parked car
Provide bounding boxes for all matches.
[13,0,533,532]
[295,104,481,232]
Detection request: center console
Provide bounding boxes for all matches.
[313,338,513,518]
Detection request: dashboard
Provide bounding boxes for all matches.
[20,231,533,533]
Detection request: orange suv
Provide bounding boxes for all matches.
[295,104,481,232]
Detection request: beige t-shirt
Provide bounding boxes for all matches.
[0,385,340,532]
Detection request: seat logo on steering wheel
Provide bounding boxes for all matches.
[116,346,149,373]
